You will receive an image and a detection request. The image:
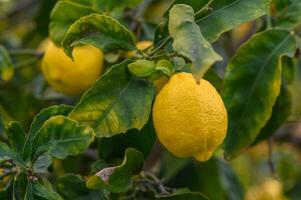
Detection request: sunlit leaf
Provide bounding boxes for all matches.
[196,0,270,42]
[222,29,297,159]
[168,4,222,79]
[22,105,73,161]
[6,121,25,154]
[31,116,95,160]
[253,57,295,144]
[49,1,97,45]
[62,13,136,58]
[69,61,155,138]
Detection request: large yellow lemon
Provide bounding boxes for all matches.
[41,41,104,95]
[152,72,228,161]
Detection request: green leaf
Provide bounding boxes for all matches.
[6,121,25,154]
[49,1,98,45]
[62,13,136,58]
[56,174,106,200]
[69,61,155,138]
[29,105,73,136]
[0,142,23,165]
[32,182,63,200]
[222,29,297,159]
[31,116,95,160]
[276,0,301,30]
[168,4,222,79]
[25,182,34,200]
[282,56,296,85]
[196,0,270,42]
[32,153,52,173]
[253,84,292,145]
[98,119,156,161]
[0,45,14,81]
[22,105,73,161]
[253,57,295,145]
[13,173,28,200]
[155,0,269,47]
[86,148,144,193]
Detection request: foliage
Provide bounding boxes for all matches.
[0,0,301,199]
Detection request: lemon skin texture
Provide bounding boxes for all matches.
[152,72,228,161]
[41,41,104,95]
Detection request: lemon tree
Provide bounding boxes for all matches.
[1,0,301,199]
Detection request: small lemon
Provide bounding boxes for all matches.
[152,72,228,161]
[41,40,104,95]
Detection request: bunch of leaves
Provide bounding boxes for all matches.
[1,0,301,199]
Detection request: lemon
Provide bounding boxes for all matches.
[152,72,228,161]
[41,40,104,95]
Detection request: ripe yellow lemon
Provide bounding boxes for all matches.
[41,41,104,95]
[152,73,228,161]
